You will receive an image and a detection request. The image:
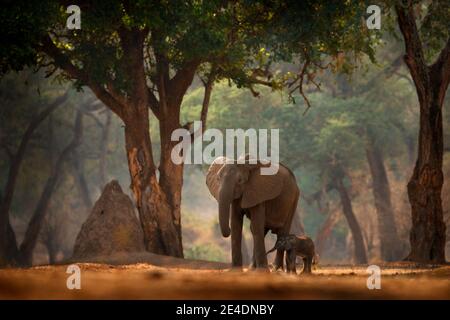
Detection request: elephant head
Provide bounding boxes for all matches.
[266,235,295,254]
[206,156,283,238]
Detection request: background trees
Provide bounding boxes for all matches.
[181,45,420,262]
[0,0,376,259]
[393,0,450,263]
[0,72,75,265]
[0,1,448,265]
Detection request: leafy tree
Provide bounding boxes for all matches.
[0,71,84,266]
[191,69,417,262]
[185,83,369,262]
[325,55,417,261]
[301,96,369,263]
[0,0,376,258]
[390,0,450,263]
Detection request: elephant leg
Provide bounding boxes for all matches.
[301,257,312,274]
[306,257,313,273]
[286,250,296,274]
[273,249,284,271]
[231,203,243,268]
[250,204,268,269]
[285,250,292,273]
[291,252,297,274]
[301,257,306,273]
[251,229,269,270]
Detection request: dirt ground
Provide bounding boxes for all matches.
[0,254,448,300]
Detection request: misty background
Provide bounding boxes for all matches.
[1,40,449,266]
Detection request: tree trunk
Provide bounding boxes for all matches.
[47,241,57,265]
[336,178,368,264]
[315,210,340,256]
[366,141,403,261]
[72,148,92,210]
[122,104,183,257]
[41,209,60,265]
[99,110,112,188]
[42,28,203,259]
[396,4,449,263]
[18,111,83,266]
[43,230,58,264]
[406,94,446,263]
[0,221,20,266]
[0,93,67,266]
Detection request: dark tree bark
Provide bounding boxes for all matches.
[72,148,92,210]
[315,210,339,256]
[0,93,68,266]
[41,27,213,258]
[41,209,59,265]
[18,111,83,266]
[396,4,450,263]
[365,141,403,261]
[98,110,112,188]
[336,178,368,264]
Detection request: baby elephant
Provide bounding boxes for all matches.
[267,234,317,274]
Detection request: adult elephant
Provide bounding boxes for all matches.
[206,156,300,269]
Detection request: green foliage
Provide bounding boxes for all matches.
[381,0,450,63]
[184,243,226,262]
[182,46,418,237]
[0,1,58,74]
[266,0,379,62]
[0,1,380,95]
[0,71,70,215]
[181,209,228,262]
[1,1,437,263]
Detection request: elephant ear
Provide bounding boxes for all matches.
[241,164,284,208]
[206,156,228,200]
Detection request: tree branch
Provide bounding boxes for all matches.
[0,92,68,228]
[183,68,217,143]
[148,88,161,120]
[430,37,450,104]
[18,110,84,265]
[40,35,124,119]
[288,60,313,114]
[200,75,214,133]
[0,144,13,162]
[168,59,201,108]
[395,3,430,102]
[156,55,169,117]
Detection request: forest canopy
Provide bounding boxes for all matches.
[0,1,449,267]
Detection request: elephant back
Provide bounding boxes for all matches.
[206,156,229,200]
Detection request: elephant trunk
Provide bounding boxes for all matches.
[218,178,234,238]
[266,246,277,255]
[267,240,282,255]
